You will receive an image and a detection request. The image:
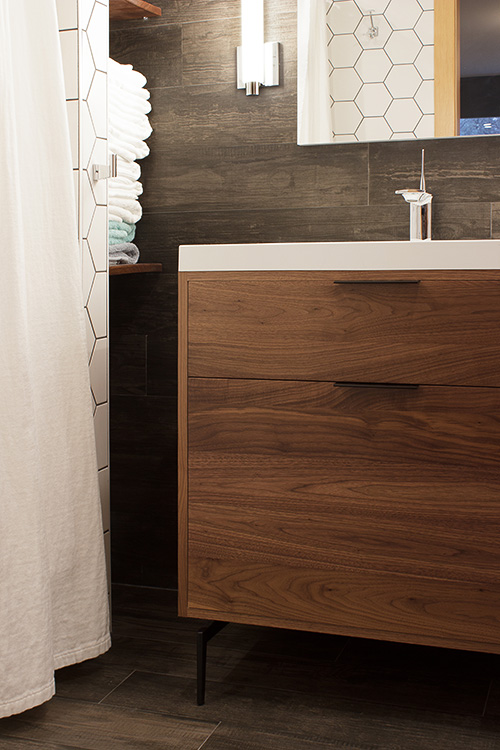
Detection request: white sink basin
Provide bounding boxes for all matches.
[179,239,500,272]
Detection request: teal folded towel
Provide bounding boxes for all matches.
[109,220,136,245]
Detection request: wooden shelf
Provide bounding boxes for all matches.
[109,0,161,20]
[109,262,163,276]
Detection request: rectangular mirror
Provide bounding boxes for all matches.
[298,0,500,144]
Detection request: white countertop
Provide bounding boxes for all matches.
[179,240,500,272]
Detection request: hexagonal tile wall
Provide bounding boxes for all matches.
[60,0,109,547]
[326,0,434,141]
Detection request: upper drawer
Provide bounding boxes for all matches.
[186,272,500,386]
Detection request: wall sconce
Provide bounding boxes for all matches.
[237,0,280,95]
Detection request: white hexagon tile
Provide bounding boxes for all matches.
[385,30,422,64]
[80,101,96,172]
[81,169,96,239]
[84,307,96,363]
[385,98,423,132]
[87,272,107,340]
[330,68,362,102]
[88,71,107,138]
[331,101,363,135]
[326,0,435,141]
[330,34,363,68]
[89,139,108,206]
[356,83,391,117]
[385,65,422,99]
[88,205,108,271]
[328,1,362,35]
[82,238,96,305]
[87,2,109,73]
[355,49,392,84]
[385,0,422,30]
[356,116,392,141]
[90,338,108,406]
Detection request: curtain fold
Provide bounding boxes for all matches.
[297,0,334,145]
[0,0,110,718]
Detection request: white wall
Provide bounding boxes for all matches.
[57,0,110,591]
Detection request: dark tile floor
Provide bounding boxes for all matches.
[2,585,500,749]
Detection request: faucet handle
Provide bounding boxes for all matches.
[396,189,432,205]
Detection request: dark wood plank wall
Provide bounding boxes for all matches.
[109,0,500,588]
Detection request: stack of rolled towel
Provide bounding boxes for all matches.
[108,58,152,265]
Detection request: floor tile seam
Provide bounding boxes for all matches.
[97,670,137,704]
[196,720,222,750]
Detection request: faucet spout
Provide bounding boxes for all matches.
[395,149,433,241]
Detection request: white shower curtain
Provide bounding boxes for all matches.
[297,0,334,145]
[0,0,111,718]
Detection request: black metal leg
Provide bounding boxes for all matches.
[197,620,228,705]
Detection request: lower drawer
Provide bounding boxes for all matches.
[185,377,500,647]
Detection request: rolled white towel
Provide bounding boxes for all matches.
[109,202,142,225]
[109,75,150,102]
[109,103,152,130]
[109,59,148,89]
[109,116,152,142]
[109,178,143,197]
[109,136,150,162]
[116,156,141,179]
[109,94,151,117]
[109,123,151,150]
[109,186,144,202]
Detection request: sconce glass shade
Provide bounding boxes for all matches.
[241,0,265,91]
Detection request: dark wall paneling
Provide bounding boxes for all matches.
[109,0,500,588]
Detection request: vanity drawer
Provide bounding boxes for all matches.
[188,377,500,584]
[187,272,500,386]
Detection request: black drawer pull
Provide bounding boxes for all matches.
[334,382,420,390]
[333,280,421,284]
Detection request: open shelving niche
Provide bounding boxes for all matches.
[108,0,162,275]
[109,0,161,20]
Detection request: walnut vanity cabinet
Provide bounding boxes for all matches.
[178,270,500,653]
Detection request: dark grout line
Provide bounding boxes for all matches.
[98,670,136,705]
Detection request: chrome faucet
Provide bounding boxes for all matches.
[395,149,433,241]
